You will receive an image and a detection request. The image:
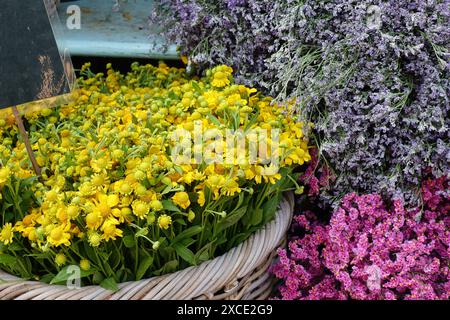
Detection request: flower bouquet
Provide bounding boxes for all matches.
[0,62,310,298]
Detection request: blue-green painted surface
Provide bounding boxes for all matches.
[58,0,179,59]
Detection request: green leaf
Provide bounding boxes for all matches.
[0,254,16,265]
[102,259,115,277]
[83,242,98,263]
[194,242,213,264]
[191,81,202,93]
[173,243,196,266]
[215,235,228,247]
[92,271,104,285]
[235,192,246,210]
[50,265,95,284]
[173,218,187,226]
[161,200,181,212]
[6,243,22,251]
[232,112,240,131]
[159,246,175,261]
[123,235,136,248]
[196,250,210,264]
[161,185,173,195]
[39,273,55,284]
[136,255,153,281]
[172,226,203,245]
[262,194,281,224]
[115,269,125,283]
[216,205,248,234]
[226,233,249,250]
[250,207,263,226]
[153,260,178,276]
[168,91,179,100]
[119,268,133,282]
[173,165,184,175]
[179,238,196,248]
[100,277,119,292]
[25,252,52,259]
[207,114,222,127]
[244,110,260,132]
[109,250,121,270]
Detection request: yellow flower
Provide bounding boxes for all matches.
[133,170,146,181]
[27,229,38,242]
[56,206,70,223]
[133,184,147,197]
[172,191,191,209]
[111,149,125,161]
[147,213,156,224]
[91,193,120,219]
[101,218,123,241]
[158,214,172,230]
[178,171,195,185]
[0,223,14,245]
[205,175,226,199]
[261,165,282,184]
[150,200,164,212]
[91,173,110,187]
[211,65,233,88]
[81,62,91,71]
[0,167,10,185]
[80,259,90,271]
[188,210,195,222]
[14,214,36,233]
[117,180,133,196]
[91,156,112,173]
[121,207,132,218]
[251,166,264,184]
[55,253,67,266]
[67,205,80,219]
[45,189,59,203]
[86,211,103,230]
[212,71,230,88]
[0,61,313,278]
[132,200,151,219]
[88,231,102,247]
[197,190,206,207]
[47,224,71,247]
[78,182,96,196]
[222,177,241,196]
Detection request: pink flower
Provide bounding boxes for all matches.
[271,175,449,300]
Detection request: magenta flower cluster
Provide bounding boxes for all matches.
[271,175,449,300]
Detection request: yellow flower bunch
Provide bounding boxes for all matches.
[0,62,311,286]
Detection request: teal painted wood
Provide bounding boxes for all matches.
[58,0,179,59]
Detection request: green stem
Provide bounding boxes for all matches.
[133,237,139,276]
[93,248,108,277]
[112,241,124,266]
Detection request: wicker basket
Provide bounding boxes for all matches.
[0,193,293,300]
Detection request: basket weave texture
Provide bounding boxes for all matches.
[0,193,294,300]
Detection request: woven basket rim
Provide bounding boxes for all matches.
[0,192,294,300]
